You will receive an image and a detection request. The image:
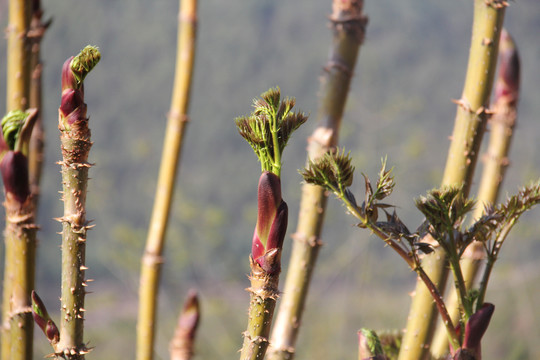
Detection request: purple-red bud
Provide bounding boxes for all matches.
[1,151,30,203]
[62,56,81,92]
[251,171,288,273]
[45,320,60,344]
[62,56,78,91]
[32,290,60,344]
[494,30,520,105]
[60,88,87,126]
[176,289,200,341]
[462,303,495,351]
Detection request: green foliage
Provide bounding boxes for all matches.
[70,46,101,88]
[1,109,37,153]
[236,87,307,175]
[301,149,354,192]
[1,110,27,150]
[302,148,540,347]
[359,328,384,356]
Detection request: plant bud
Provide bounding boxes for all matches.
[462,303,494,351]
[32,290,60,344]
[251,171,288,273]
[1,151,30,203]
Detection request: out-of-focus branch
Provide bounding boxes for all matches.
[136,1,197,359]
[430,28,520,359]
[399,2,507,358]
[169,290,200,360]
[268,1,367,359]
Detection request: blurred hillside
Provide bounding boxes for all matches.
[0,0,539,359]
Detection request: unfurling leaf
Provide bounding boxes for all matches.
[374,157,395,200]
[235,87,307,174]
[415,186,474,234]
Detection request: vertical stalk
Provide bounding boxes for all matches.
[398,2,507,359]
[28,0,50,204]
[136,1,197,360]
[267,1,367,359]
[430,29,520,358]
[6,0,31,111]
[56,46,100,360]
[1,1,33,359]
[6,200,37,360]
[0,109,39,360]
[236,92,305,360]
[240,258,281,360]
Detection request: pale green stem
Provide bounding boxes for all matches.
[136,1,197,360]
[1,0,32,358]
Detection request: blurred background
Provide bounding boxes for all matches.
[0,0,539,359]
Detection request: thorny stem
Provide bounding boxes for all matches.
[1,0,33,359]
[400,2,506,358]
[136,1,197,360]
[268,1,367,357]
[4,200,38,360]
[56,46,100,360]
[240,257,280,360]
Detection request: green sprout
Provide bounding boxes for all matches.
[70,45,101,87]
[235,87,308,176]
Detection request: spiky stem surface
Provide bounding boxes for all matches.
[57,134,91,359]
[57,101,92,360]
[3,197,37,360]
[240,257,280,360]
[55,46,100,359]
[399,2,506,359]
[1,1,32,359]
[267,1,366,359]
[136,1,197,360]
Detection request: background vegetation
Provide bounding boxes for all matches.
[0,0,539,359]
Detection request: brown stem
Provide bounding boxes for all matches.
[169,290,200,360]
[267,1,367,359]
[28,1,50,206]
[136,1,197,360]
